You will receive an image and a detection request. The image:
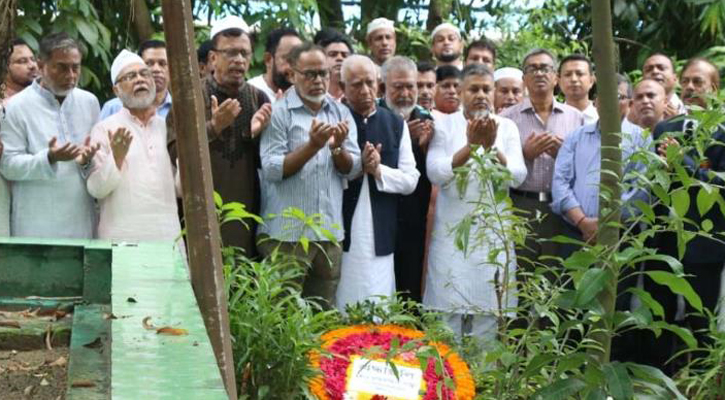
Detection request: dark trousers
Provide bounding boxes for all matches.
[393,223,425,303]
[640,259,723,374]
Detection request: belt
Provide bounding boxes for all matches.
[510,188,551,203]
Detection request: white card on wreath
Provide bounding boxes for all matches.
[346,357,423,399]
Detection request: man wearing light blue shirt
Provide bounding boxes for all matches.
[258,42,361,308]
[99,40,172,120]
[0,33,100,239]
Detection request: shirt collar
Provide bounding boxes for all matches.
[583,122,599,135]
[287,87,331,112]
[521,96,566,114]
[32,78,72,105]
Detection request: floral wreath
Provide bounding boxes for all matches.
[309,324,475,400]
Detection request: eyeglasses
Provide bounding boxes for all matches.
[523,64,555,75]
[213,48,251,60]
[116,69,152,83]
[293,68,330,80]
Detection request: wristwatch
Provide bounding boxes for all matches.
[330,146,343,156]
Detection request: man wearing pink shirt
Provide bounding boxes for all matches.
[86,50,182,247]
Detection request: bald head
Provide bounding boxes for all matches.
[632,78,667,130]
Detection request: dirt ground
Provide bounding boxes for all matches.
[0,347,69,400]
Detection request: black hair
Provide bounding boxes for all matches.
[265,28,300,55]
[416,61,436,74]
[197,40,213,64]
[314,28,353,54]
[285,41,324,67]
[138,39,166,58]
[559,53,593,75]
[436,65,461,83]
[464,39,497,62]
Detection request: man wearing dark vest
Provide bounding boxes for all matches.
[378,55,434,303]
[335,55,420,312]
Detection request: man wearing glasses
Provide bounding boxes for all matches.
[500,48,584,271]
[258,42,361,309]
[167,16,272,257]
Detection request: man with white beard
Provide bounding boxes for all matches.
[335,55,419,311]
[1,32,99,239]
[378,55,434,303]
[85,50,182,245]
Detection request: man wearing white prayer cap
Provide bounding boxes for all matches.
[431,22,463,69]
[493,67,525,113]
[366,17,396,66]
[86,49,183,249]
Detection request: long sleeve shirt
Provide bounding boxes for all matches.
[551,122,651,223]
[0,80,99,239]
[86,108,181,242]
[500,97,585,192]
[259,89,361,242]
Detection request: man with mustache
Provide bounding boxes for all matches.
[1,38,39,235]
[2,38,38,106]
[249,28,302,104]
[500,48,584,271]
[464,38,496,70]
[335,55,419,311]
[167,16,272,256]
[258,42,361,309]
[99,40,173,120]
[314,28,353,101]
[643,57,725,374]
[641,53,686,120]
[0,32,100,239]
[558,54,598,124]
[431,23,463,69]
[366,18,396,66]
[416,61,436,111]
[432,65,461,121]
[86,50,181,246]
[425,63,527,340]
[377,56,433,303]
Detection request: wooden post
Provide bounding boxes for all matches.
[160,1,237,398]
[591,0,622,363]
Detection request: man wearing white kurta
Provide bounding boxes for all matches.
[0,33,99,239]
[425,64,527,340]
[336,55,420,311]
[86,50,182,247]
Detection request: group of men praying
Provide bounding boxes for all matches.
[0,15,723,374]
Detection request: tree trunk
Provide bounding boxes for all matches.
[317,0,344,30]
[132,0,154,43]
[160,1,237,398]
[591,0,621,363]
[427,0,453,31]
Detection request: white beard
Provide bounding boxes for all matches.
[119,86,156,110]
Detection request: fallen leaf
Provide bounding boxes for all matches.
[0,320,21,329]
[127,297,137,303]
[23,385,34,396]
[156,327,188,336]
[103,313,118,320]
[142,317,155,330]
[71,380,96,388]
[48,356,67,367]
[82,337,102,349]
[40,378,49,386]
[45,325,53,350]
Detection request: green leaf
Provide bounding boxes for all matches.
[628,287,665,317]
[74,17,99,45]
[299,236,309,254]
[522,354,557,379]
[533,377,586,399]
[626,363,688,399]
[696,185,718,216]
[653,322,698,349]
[631,254,683,275]
[671,189,690,217]
[702,218,714,232]
[213,192,223,209]
[563,249,598,271]
[603,362,633,400]
[574,268,609,307]
[645,271,703,312]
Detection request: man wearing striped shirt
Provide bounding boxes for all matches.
[500,48,584,270]
[258,42,361,309]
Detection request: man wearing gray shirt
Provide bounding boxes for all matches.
[500,48,584,270]
[0,33,99,239]
[258,42,361,308]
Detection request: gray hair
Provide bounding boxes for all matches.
[461,63,493,81]
[380,56,417,83]
[38,32,82,62]
[521,48,558,71]
[340,54,377,84]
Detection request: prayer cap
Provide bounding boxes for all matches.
[431,22,460,40]
[111,49,146,84]
[494,67,523,82]
[210,16,249,40]
[366,18,394,37]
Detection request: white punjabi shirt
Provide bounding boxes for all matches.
[0,80,99,239]
[248,75,277,104]
[86,108,181,244]
[424,111,527,314]
[336,116,420,311]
